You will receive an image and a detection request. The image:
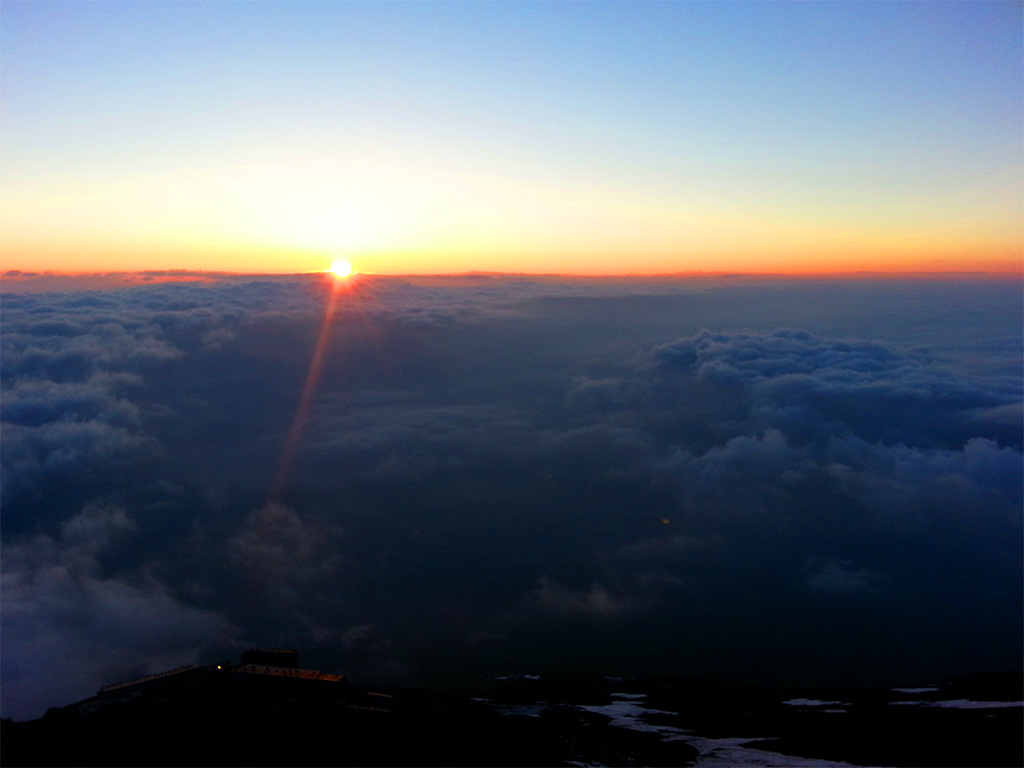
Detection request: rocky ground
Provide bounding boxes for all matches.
[3,669,1020,766]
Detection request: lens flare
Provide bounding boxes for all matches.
[268,277,344,503]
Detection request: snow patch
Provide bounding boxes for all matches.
[578,701,683,736]
[681,736,874,767]
[889,699,1023,709]
[487,701,550,717]
[929,699,1024,709]
[782,699,845,707]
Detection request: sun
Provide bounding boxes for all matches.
[328,259,353,278]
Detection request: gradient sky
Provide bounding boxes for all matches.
[1,1,1021,275]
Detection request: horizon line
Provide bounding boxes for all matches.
[4,268,1022,280]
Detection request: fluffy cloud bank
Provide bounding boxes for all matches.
[2,505,238,719]
[1,275,1020,718]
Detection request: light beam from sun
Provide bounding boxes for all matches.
[268,275,344,503]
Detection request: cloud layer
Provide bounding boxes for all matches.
[2,274,1021,719]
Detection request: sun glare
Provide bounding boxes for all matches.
[329,259,353,278]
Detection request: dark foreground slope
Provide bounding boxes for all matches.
[3,669,1021,767]
[1,675,697,768]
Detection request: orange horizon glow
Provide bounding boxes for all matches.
[3,161,1019,279]
[3,233,1021,280]
[4,158,1018,279]
[3,256,1023,277]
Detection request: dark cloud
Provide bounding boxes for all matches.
[1,275,1020,719]
[528,576,640,617]
[805,557,888,595]
[228,502,343,601]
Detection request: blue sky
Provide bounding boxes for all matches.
[2,1,1021,274]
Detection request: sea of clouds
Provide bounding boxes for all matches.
[1,273,1021,720]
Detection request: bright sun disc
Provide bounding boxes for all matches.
[329,259,352,277]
